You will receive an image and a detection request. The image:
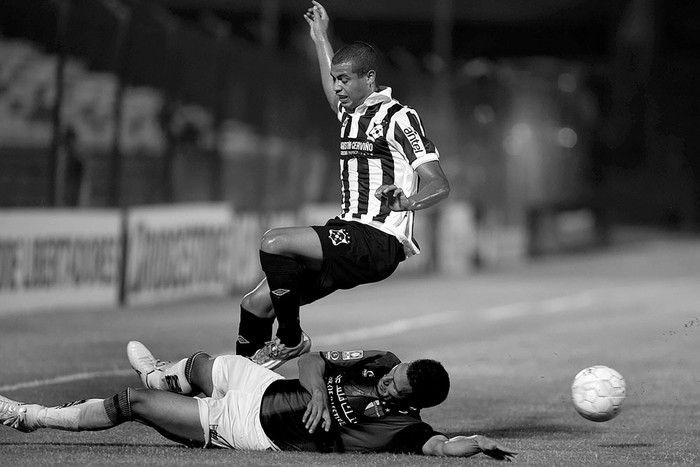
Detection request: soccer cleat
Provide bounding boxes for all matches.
[0,395,34,433]
[250,332,312,370]
[126,341,170,389]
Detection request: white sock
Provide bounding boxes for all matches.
[28,399,109,431]
[27,390,132,432]
[147,358,194,395]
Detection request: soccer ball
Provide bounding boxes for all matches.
[571,365,626,422]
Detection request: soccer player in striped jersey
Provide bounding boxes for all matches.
[0,341,515,461]
[237,1,450,370]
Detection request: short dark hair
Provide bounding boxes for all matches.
[406,359,450,408]
[331,41,380,77]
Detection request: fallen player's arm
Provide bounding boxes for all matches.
[298,353,332,433]
[422,434,517,461]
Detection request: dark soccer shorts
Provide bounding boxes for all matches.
[300,219,405,305]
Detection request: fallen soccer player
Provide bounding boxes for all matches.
[1,342,516,460]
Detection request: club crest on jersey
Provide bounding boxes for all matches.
[367,123,384,141]
[328,229,350,246]
[364,400,387,418]
[326,351,342,361]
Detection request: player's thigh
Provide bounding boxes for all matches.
[130,388,204,442]
[261,226,323,266]
[210,355,283,398]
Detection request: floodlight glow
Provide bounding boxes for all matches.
[557,127,577,148]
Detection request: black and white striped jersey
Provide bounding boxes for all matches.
[335,87,440,258]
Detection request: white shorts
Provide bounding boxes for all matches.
[195,355,284,450]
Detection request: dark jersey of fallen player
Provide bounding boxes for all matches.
[259,350,443,453]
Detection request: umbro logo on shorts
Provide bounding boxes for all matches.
[271,288,290,297]
[329,228,350,246]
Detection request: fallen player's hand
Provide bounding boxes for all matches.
[475,435,518,461]
[302,390,332,433]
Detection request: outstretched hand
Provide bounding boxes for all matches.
[474,435,518,461]
[303,1,329,42]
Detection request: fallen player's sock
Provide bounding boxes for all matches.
[28,389,132,431]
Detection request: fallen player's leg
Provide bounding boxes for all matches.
[1,388,204,446]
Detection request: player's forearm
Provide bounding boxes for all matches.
[313,33,333,74]
[424,434,517,460]
[440,436,483,457]
[423,435,482,457]
[407,178,450,211]
[312,35,336,110]
[298,353,328,396]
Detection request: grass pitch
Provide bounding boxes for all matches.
[1,232,699,465]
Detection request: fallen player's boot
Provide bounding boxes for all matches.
[127,341,198,395]
[127,341,171,389]
[250,332,312,370]
[0,394,34,433]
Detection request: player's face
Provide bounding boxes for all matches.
[330,61,374,112]
[376,363,413,401]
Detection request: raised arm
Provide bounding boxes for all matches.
[422,434,517,460]
[303,1,338,112]
[298,352,332,433]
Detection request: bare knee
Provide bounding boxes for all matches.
[126,388,203,443]
[260,228,289,255]
[129,387,149,402]
[241,280,274,318]
[189,354,216,396]
[127,387,155,416]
